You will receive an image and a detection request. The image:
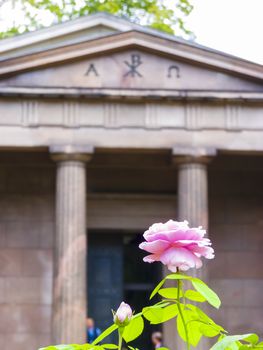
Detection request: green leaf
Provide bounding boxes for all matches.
[184,289,206,302]
[186,304,225,333]
[92,324,118,345]
[158,288,182,299]
[102,345,118,349]
[166,273,192,281]
[177,308,202,347]
[162,304,179,322]
[199,324,220,337]
[143,306,164,324]
[39,346,78,350]
[123,316,144,343]
[186,304,214,323]
[227,342,240,350]
[150,278,166,299]
[192,278,221,309]
[243,334,259,345]
[143,303,178,324]
[211,334,255,350]
[81,345,96,350]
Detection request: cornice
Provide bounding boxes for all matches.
[0,86,263,102]
[0,30,262,82]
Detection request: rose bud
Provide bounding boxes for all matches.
[113,302,133,326]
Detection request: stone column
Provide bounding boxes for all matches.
[176,154,211,230]
[164,147,216,350]
[174,147,216,275]
[50,145,93,344]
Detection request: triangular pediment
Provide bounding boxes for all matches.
[1,47,263,93]
[0,19,262,94]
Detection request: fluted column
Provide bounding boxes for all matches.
[175,149,215,281]
[164,147,216,350]
[50,145,93,344]
[177,157,209,229]
[172,147,216,225]
[178,148,215,350]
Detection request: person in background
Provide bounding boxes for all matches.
[151,331,163,349]
[86,317,101,343]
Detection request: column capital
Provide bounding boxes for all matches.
[50,144,94,162]
[172,146,217,165]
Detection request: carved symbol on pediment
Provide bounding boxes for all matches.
[124,54,143,77]
[85,63,99,77]
[167,65,180,78]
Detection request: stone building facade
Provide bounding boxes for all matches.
[0,13,262,350]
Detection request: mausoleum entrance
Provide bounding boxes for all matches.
[88,231,162,349]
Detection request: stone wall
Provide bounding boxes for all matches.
[0,162,55,350]
[0,153,262,349]
[209,156,263,336]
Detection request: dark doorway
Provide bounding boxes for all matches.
[124,234,162,349]
[88,234,123,343]
[88,231,162,348]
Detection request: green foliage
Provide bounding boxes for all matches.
[0,0,193,39]
[191,278,221,309]
[143,303,178,324]
[184,289,206,302]
[150,278,166,299]
[143,304,165,324]
[40,344,120,350]
[40,345,106,350]
[91,324,118,345]
[199,324,221,338]
[122,315,144,343]
[151,272,221,308]
[150,273,192,299]
[147,272,225,348]
[166,273,193,281]
[176,302,225,346]
[211,333,263,350]
[39,271,262,350]
[158,287,183,299]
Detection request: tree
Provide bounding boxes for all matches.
[0,0,193,39]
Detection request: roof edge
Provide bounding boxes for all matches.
[0,12,262,70]
[0,30,262,82]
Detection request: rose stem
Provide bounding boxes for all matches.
[176,273,190,350]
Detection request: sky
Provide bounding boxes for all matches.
[186,0,263,64]
[0,0,262,65]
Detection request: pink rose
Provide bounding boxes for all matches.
[114,302,133,326]
[139,220,214,272]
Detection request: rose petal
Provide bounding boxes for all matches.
[140,220,214,272]
[139,239,171,253]
[160,247,202,271]
[143,254,160,263]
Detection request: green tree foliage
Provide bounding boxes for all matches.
[0,0,193,39]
